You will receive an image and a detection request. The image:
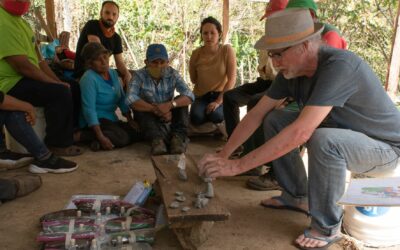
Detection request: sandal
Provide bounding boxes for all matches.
[295,228,342,250]
[49,145,84,157]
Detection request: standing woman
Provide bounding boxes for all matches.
[189,16,237,125]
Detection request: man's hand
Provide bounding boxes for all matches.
[156,102,173,115]
[161,111,172,122]
[55,81,70,88]
[206,102,220,114]
[24,103,36,126]
[98,135,114,150]
[197,153,240,178]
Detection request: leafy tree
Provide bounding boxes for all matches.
[31,0,398,89]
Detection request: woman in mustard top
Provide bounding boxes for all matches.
[189,16,237,125]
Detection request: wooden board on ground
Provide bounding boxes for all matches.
[151,154,230,224]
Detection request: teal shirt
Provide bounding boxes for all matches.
[79,69,129,127]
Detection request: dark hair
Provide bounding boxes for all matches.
[101,1,119,11]
[200,16,222,37]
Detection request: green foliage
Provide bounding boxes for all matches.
[318,0,398,83]
[31,0,398,87]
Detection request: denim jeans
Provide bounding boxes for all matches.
[190,92,224,125]
[223,78,272,137]
[263,109,399,236]
[135,106,189,141]
[0,111,50,159]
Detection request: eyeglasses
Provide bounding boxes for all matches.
[267,46,293,59]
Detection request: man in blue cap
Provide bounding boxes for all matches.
[126,44,194,155]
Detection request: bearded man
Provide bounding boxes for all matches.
[74,1,131,85]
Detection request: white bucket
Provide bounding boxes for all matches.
[5,107,46,154]
[343,162,400,247]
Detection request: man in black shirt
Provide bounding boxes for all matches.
[74,1,131,85]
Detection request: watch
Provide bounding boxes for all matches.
[171,100,177,108]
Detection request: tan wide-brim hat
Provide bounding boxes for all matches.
[255,8,324,50]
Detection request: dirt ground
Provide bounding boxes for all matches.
[0,137,398,250]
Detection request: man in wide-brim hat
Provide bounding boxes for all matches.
[198,8,400,249]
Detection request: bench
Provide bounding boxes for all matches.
[151,154,230,250]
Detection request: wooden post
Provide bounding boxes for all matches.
[385,0,400,99]
[45,0,57,39]
[34,7,54,41]
[222,0,229,44]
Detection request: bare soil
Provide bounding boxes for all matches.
[0,137,397,250]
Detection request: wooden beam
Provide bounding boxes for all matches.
[45,0,57,39]
[34,7,54,41]
[385,0,400,98]
[222,0,229,44]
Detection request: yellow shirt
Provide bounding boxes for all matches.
[190,44,230,96]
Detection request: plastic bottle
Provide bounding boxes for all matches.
[98,224,108,244]
[90,239,99,250]
[95,212,102,226]
[67,238,77,250]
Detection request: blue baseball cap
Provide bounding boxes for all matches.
[146,44,169,62]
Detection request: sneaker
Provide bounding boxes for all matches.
[0,150,34,170]
[29,154,78,174]
[246,171,281,191]
[151,139,168,155]
[170,135,187,154]
[12,174,42,197]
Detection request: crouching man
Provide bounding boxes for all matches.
[198,9,400,249]
[126,44,194,155]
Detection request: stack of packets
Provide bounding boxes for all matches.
[37,196,155,249]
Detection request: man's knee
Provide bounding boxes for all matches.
[49,85,73,103]
[190,113,205,125]
[307,128,337,154]
[223,89,237,104]
[263,110,285,128]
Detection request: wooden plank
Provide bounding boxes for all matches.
[151,154,230,224]
[45,0,57,39]
[173,221,214,250]
[385,0,400,98]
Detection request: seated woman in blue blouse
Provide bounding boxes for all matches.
[77,42,141,150]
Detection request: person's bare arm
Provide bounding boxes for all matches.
[34,43,62,83]
[5,55,66,85]
[156,95,192,115]
[216,45,237,104]
[199,105,333,177]
[91,125,114,150]
[207,45,237,113]
[189,51,198,85]
[132,99,157,114]
[0,95,36,125]
[87,35,101,43]
[114,53,131,86]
